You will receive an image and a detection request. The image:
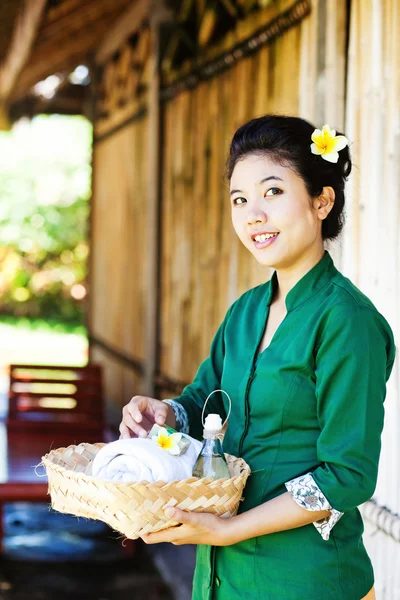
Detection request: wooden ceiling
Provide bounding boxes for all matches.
[1,0,278,120]
[2,0,134,103]
[0,1,24,64]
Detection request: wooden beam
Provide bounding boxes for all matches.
[95,0,149,64]
[0,103,11,130]
[39,0,127,44]
[11,28,109,102]
[0,0,47,102]
[198,7,218,47]
[143,0,173,397]
[178,0,196,22]
[219,0,238,18]
[96,0,173,64]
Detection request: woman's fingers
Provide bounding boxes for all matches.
[120,408,145,437]
[119,421,134,439]
[120,396,169,439]
[122,397,149,438]
[154,403,169,425]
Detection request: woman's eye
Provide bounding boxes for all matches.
[232,197,246,206]
[265,187,282,196]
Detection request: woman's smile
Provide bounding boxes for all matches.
[251,231,280,249]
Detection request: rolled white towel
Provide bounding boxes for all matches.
[91,434,203,484]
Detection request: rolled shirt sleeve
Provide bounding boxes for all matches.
[286,303,395,539]
[285,472,343,540]
[163,399,190,434]
[304,304,395,515]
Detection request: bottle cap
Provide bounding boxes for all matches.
[204,413,223,431]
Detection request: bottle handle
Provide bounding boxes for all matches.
[201,389,232,429]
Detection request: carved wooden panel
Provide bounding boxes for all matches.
[95,27,150,137]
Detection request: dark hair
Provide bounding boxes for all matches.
[225,115,352,241]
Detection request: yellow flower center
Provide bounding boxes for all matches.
[157,433,175,450]
[319,130,336,153]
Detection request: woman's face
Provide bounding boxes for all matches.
[230,153,330,270]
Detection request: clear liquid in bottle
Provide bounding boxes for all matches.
[192,414,230,480]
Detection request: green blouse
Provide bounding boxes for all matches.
[170,250,396,600]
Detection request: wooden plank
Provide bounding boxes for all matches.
[11,28,112,103]
[298,0,318,120]
[143,17,161,397]
[325,0,346,128]
[89,345,141,412]
[96,0,157,64]
[341,1,400,583]
[142,1,174,396]
[0,0,46,102]
[158,2,323,386]
[45,0,97,23]
[40,0,130,40]
[10,377,101,385]
[198,6,217,47]
[9,363,100,371]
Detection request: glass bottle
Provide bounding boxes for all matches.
[192,414,230,480]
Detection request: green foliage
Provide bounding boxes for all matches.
[0,115,92,324]
[0,314,87,336]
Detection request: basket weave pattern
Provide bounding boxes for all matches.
[42,442,251,539]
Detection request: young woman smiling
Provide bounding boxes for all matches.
[120,115,395,600]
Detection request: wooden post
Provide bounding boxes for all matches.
[143,1,174,397]
[85,57,101,366]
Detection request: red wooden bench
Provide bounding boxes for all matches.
[0,363,111,551]
[7,364,104,434]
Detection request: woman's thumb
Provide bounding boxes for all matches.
[164,507,201,526]
[154,402,168,425]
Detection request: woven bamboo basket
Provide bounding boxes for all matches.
[41,442,251,540]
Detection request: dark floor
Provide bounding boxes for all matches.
[0,554,171,600]
[0,503,195,600]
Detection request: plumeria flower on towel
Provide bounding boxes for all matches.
[152,427,182,455]
[310,124,349,163]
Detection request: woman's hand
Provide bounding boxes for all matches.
[141,507,239,546]
[119,395,176,439]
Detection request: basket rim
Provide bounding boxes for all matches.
[41,443,251,489]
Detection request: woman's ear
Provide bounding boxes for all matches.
[315,186,335,220]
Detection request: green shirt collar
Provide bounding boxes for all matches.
[267,250,338,312]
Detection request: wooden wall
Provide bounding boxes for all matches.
[342,0,400,593]
[89,116,149,419]
[88,26,152,419]
[88,0,348,404]
[160,0,347,388]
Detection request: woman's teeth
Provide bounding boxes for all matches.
[254,233,279,242]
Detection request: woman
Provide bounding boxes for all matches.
[119,115,396,599]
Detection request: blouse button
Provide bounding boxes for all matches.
[215,576,221,587]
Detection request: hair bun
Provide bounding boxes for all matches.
[336,143,352,179]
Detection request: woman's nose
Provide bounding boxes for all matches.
[247,207,267,225]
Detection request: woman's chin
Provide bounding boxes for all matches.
[250,246,280,268]
[253,255,278,269]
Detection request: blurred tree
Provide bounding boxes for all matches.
[0,114,92,324]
